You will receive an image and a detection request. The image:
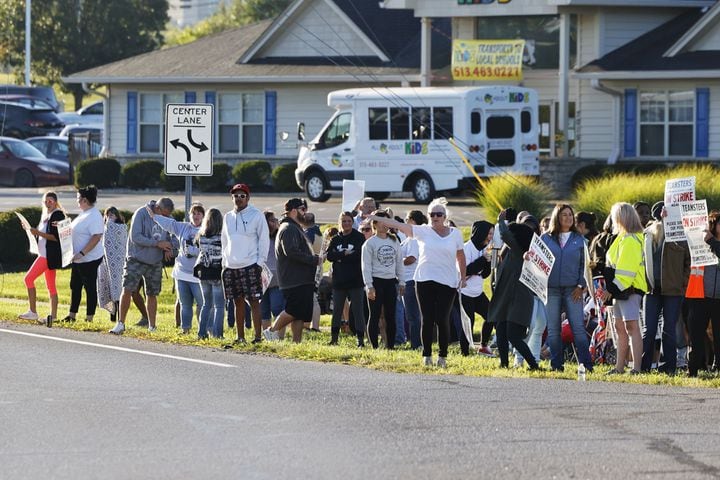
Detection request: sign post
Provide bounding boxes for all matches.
[164,103,214,219]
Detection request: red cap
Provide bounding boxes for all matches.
[230,183,250,195]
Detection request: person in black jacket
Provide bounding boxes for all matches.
[327,211,367,346]
[20,191,66,324]
[263,198,321,344]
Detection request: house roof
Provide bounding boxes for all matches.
[575,7,720,79]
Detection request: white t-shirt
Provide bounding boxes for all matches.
[401,237,419,283]
[460,240,485,298]
[71,207,104,262]
[412,224,464,288]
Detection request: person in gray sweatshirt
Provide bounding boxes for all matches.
[109,197,175,335]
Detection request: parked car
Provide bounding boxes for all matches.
[58,124,103,139]
[25,136,70,162]
[0,101,65,139]
[57,100,103,125]
[0,84,62,112]
[0,137,71,187]
[0,94,55,111]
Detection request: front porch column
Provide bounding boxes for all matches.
[420,17,432,87]
[558,12,570,157]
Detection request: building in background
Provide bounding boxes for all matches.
[168,0,225,28]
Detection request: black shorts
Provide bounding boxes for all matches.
[281,284,315,322]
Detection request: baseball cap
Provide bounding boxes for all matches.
[285,198,307,212]
[229,183,250,195]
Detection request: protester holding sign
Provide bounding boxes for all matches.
[19,191,66,324]
[540,204,593,373]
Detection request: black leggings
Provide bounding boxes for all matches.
[460,293,490,355]
[417,281,457,358]
[687,298,720,376]
[70,258,103,316]
[496,321,538,369]
[367,277,397,349]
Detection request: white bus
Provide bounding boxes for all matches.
[295,86,539,203]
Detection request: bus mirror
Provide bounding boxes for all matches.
[297,122,306,141]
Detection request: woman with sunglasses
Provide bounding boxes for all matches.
[370,198,466,367]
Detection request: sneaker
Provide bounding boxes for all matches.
[262,328,280,342]
[60,315,76,323]
[109,322,125,335]
[251,337,262,344]
[423,356,434,367]
[135,317,149,327]
[148,326,157,333]
[234,338,247,345]
[18,310,39,321]
[437,357,447,368]
[477,345,496,358]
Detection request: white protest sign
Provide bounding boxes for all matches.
[342,180,365,213]
[664,176,695,241]
[15,212,39,255]
[57,218,73,267]
[680,200,718,267]
[519,233,555,304]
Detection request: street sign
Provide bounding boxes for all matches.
[164,103,213,176]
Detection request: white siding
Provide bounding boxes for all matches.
[259,3,376,58]
[600,9,677,56]
[577,11,599,67]
[688,24,720,51]
[576,82,616,160]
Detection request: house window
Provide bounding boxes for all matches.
[139,92,183,153]
[218,93,264,154]
[639,91,694,156]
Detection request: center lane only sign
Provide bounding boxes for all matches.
[164,103,214,176]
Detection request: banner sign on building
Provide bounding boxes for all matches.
[452,39,524,81]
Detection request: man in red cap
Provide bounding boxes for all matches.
[221,183,269,344]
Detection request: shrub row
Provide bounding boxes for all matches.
[474,175,553,221]
[74,158,299,192]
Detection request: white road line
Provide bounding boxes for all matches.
[0,329,237,368]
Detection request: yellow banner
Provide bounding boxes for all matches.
[452,39,524,81]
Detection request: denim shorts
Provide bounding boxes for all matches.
[614,293,642,321]
[122,258,162,296]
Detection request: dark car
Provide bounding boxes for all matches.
[0,94,55,111]
[0,101,65,139]
[0,84,62,112]
[25,136,70,163]
[0,137,70,187]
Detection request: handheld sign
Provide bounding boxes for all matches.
[664,176,695,242]
[680,200,718,267]
[520,233,555,304]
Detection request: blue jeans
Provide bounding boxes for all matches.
[546,286,593,371]
[642,293,682,372]
[395,293,406,344]
[198,280,225,339]
[516,297,548,365]
[402,281,421,349]
[261,286,285,321]
[177,279,203,331]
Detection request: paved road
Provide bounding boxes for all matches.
[0,187,483,226]
[2,322,720,479]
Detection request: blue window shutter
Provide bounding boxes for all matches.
[127,91,137,154]
[185,91,196,104]
[696,88,709,158]
[205,91,216,106]
[624,89,637,158]
[265,91,277,155]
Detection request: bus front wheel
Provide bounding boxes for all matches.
[305,172,330,202]
[410,174,434,203]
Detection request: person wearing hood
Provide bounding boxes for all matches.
[487,209,539,370]
[459,220,494,356]
[221,184,270,344]
[641,201,690,373]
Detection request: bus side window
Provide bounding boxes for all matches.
[369,108,388,140]
[412,107,431,139]
[390,107,410,140]
[521,109,532,133]
[471,111,482,135]
[433,107,453,139]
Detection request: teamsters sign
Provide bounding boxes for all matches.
[452,39,524,81]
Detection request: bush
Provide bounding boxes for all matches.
[271,163,300,192]
[74,158,121,188]
[573,164,720,222]
[232,160,272,189]
[160,172,192,192]
[197,162,232,192]
[121,159,163,189]
[475,175,553,220]
[571,162,668,190]
[0,207,42,270]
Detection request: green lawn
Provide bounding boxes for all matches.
[2,267,719,388]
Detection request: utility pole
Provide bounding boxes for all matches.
[25,0,31,85]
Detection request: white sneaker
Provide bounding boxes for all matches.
[437,357,447,368]
[423,356,434,367]
[18,310,39,321]
[109,322,125,335]
[148,326,157,333]
[262,328,280,341]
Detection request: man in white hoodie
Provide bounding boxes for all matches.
[221,183,269,344]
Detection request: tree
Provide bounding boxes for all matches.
[164,0,292,47]
[0,0,168,110]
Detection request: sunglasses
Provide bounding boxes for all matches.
[361,227,372,232]
[232,193,248,199]
[429,212,445,218]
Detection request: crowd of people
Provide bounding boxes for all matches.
[17,187,720,376]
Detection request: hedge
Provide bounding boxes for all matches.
[197,162,232,192]
[271,163,301,192]
[121,160,163,189]
[74,158,121,189]
[232,160,272,189]
[160,171,192,192]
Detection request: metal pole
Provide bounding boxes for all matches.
[25,0,31,85]
[184,176,192,221]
